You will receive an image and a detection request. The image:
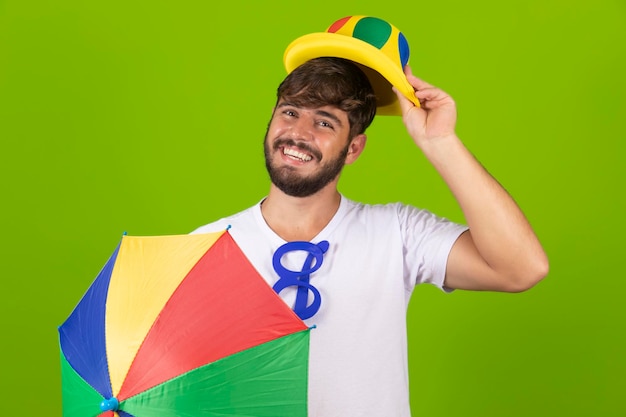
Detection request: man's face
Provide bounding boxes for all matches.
[263,101,352,197]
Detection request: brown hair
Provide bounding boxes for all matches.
[276,57,377,138]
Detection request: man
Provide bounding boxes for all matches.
[193,57,548,416]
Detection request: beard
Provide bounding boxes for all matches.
[263,134,349,198]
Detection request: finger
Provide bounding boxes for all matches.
[392,86,421,115]
[403,65,435,90]
[414,87,453,105]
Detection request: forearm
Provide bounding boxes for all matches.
[420,134,549,290]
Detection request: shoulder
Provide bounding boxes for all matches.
[190,204,258,235]
[342,196,429,222]
[342,196,466,237]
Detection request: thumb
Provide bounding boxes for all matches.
[392,86,419,116]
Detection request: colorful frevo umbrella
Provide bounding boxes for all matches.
[59,230,310,417]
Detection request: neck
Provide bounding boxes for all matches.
[261,183,341,242]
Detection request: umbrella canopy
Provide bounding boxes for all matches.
[59,230,310,417]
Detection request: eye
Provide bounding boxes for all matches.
[318,120,334,129]
[283,109,297,117]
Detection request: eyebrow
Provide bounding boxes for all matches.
[278,102,344,127]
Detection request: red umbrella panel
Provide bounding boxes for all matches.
[58,230,310,417]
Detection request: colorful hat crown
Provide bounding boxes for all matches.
[327,16,410,71]
[283,15,419,116]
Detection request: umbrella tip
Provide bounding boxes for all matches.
[309,324,317,330]
[226,224,232,231]
[122,231,128,236]
[100,397,119,411]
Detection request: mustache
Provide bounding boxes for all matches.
[273,138,322,161]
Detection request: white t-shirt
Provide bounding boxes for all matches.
[192,195,467,417]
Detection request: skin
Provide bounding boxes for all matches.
[262,67,549,292]
[263,102,352,199]
[261,100,366,242]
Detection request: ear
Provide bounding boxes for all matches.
[344,134,367,165]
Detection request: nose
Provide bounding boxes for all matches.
[288,113,315,141]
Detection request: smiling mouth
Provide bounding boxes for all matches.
[283,147,313,162]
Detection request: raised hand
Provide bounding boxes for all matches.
[393,65,458,148]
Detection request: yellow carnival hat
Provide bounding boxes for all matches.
[283,15,419,116]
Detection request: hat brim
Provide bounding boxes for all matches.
[283,32,420,116]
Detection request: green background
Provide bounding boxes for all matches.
[1,0,624,415]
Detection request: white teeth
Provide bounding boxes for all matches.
[283,148,312,162]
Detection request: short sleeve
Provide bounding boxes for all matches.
[396,204,468,291]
